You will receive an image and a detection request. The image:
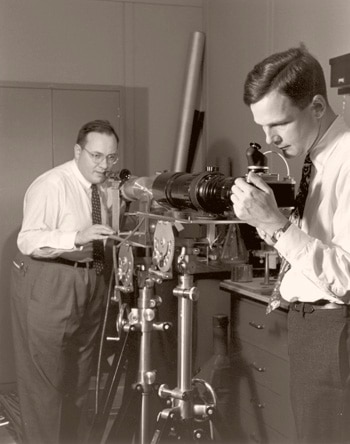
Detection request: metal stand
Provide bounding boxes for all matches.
[151,245,217,443]
[89,224,219,443]
[126,266,172,444]
[88,260,172,444]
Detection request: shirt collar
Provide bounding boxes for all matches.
[310,115,348,171]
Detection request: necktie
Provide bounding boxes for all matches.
[91,184,104,275]
[266,153,313,314]
[290,153,313,225]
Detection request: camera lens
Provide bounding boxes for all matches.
[151,170,295,214]
[152,172,235,214]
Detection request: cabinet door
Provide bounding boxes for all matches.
[52,88,121,166]
[0,86,52,383]
[239,340,290,396]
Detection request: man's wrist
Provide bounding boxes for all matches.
[271,220,292,244]
[260,216,289,239]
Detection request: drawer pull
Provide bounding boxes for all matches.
[248,321,265,330]
[250,362,266,373]
[250,398,265,409]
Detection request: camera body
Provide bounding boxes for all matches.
[247,171,295,209]
[245,142,295,210]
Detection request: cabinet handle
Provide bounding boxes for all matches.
[248,321,265,330]
[250,398,265,409]
[250,362,266,373]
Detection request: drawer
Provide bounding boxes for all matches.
[240,378,295,438]
[239,410,293,444]
[236,340,290,396]
[231,297,289,359]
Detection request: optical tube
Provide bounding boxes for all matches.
[152,171,235,214]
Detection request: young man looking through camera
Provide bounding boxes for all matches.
[231,45,350,443]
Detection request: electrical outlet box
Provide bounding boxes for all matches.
[329,53,350,94]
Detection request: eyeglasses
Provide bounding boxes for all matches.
[83,148,119,165]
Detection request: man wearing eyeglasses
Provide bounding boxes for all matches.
[11,120,118,444]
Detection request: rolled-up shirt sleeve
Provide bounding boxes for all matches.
[18,178,80,257]
[271,118,350,304]
[275,178,350,303]
[17,161,98,258]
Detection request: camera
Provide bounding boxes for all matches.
[152,170,235,214]
[245,142,295,209]
[151,143,295,215]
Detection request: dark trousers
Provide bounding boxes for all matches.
[288,305,350,443]
[11,253,106,444]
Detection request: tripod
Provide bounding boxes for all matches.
[88,258,173,444]
[89,225,221,443]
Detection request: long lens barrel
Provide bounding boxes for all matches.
[152,171,235,214]
[152,171,295,214]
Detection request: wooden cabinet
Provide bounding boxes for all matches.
[220,280,296,443]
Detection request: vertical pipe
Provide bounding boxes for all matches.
[110,180,120,233]
[177,274,194,419]
[172,31,205,172]
[138,285,153,444]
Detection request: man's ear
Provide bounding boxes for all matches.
[311,95,327,119]
[74,144,82,160]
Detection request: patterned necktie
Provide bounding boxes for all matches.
[266,153,313,314]
[91,184,104,275]
[290,153,313,225]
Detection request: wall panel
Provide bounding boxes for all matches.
[52,88,121,165]
[0,0,124,85]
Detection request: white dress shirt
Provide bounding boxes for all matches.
[18,159,111,258]
[276,116,350,304]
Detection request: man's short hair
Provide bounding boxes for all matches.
[76,119,119,148]
[243,44,328,109]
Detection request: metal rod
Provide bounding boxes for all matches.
[177,274,194,420]
[172,31,205,172]
[264,252,270,285]
[140,391,150,444]
[138,284,154,444]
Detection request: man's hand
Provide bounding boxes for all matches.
[75,224,115,247]
[230,171,287,236]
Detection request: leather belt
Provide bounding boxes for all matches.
[32,257,93,269]
[290,300,343,314]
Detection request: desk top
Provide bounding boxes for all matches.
[220,278,289,310]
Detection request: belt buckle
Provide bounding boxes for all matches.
[291,302,314,314]
[302,303,315,314]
